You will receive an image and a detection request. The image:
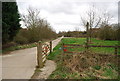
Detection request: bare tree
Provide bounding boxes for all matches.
[81,5,102,42]
[17,7,57,43]
[81,5,112,42]
[101,11,113,26]
[21,7,41,28]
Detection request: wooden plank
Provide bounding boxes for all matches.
[42,58,46,62]
[64,46,84,49]
[42,54,46,58]
[88,45,120,48]
[64,44,84,46]
[64,44,120,48]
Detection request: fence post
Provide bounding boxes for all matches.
[37,41,43,68]
[86,22,89,50]
[50,41,52,53]
[62,43,65,61]
[115,47,118,55]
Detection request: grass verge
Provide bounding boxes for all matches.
[2,43,37,54]
[47,38,119,79]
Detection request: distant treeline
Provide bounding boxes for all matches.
[58,24,120,41]
[14,25,57,44]
[58,31,87,37]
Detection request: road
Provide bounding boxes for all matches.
[1,37,63,79]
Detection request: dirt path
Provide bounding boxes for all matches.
[31,60,56,79]
[1,37,63,79]
[31,37,63,79]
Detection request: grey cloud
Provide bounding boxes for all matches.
[17,0,119,32]
[40,1,75,14]
[54,21,80,26]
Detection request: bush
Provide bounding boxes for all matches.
[98,25,117,40]
[2,42,17,49]
[14,26,57,44]
[14,7,57,44]
[14,35,28,44]
[14,29,29,44]
[93,65,101,70]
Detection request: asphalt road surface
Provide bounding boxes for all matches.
[1,37,63,79]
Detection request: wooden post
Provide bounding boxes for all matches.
[37,41,43,68]
[115,47,118,55]
[62,43,65,61]
[50,41,52,53]
[86,22,89,49]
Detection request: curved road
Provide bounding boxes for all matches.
[0,37,63,79]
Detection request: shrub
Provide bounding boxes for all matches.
[93,65,101,70]
[14,29,29,44]
[14,35,28,44]
[98,25,117,40]
[2,42,17,49]
[14,7,57,44]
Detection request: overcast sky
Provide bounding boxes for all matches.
[16,0,119,33]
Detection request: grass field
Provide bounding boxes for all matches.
[47,37,119,79]
[62,38,119,54]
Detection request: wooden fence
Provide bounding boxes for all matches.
[62,43,120,55]
[37,41,52,68]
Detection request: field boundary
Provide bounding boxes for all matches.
[62,43,120,54]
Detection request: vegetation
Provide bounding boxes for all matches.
[62,38,119,54]
[2,43,37,54]
[2,6,57,52]
[14,7,57,44]
[2,2,21,44]
[48,38,118,79]
[58,31,86,37]
[47,41,79,79]
[93,24,119,41]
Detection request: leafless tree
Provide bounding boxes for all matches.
[81,5,102,28]
[21,7,41,28]
[15,7,57,43]
[81,5,112,42]
[101,11,113,26]
[81,5,102,42]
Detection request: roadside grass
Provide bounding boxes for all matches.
[62,38,119,54]
[48,38,119,79]
[47,41,81,79]
[2,39,51,55]
[47,41,62,60]
[2,43,37,54]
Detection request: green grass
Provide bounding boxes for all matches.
[47,42,62,60]
[102,67,118,79]
[62,38,86,45]
[93,65,101,70]
[62,38,119,54]
[2,43,37,54]
[47,38,119,79]
[47,41,81,79]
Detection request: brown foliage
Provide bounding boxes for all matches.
[63,51,117,73]
[14,7,57,44]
